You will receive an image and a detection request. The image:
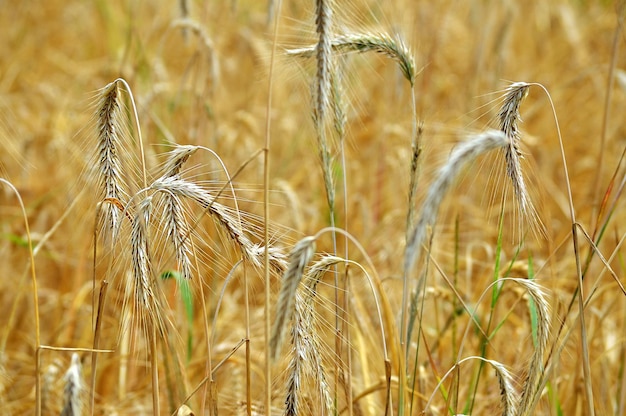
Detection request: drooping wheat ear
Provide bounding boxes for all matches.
[130,196,165,336]
[158,145,198,281]
[288,31,416,86]
[513,278,550,416]
[489,358,519,416]
[284,255,341,416]
[497,82,536,221]
[161,145,198,179]
[96,80,127,233]
[150,177,287,274]
[425,356,518,415]
[405,130,509,274]
[160,190,194,281]
[269,236,316,361]
[302,255,345,413]
[60,353,83,416]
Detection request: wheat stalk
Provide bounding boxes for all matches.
[303,255,346,414]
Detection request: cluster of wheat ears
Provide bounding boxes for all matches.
[1,1,626,415]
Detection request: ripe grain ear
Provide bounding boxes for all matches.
[269,236,316,361]
[405,130,508,274]
[95,81,127,234]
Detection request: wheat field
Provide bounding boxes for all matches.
[1,1,625,415]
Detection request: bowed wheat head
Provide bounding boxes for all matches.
[3,2,624,416]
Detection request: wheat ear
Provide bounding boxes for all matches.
[302,255,347,413]
[491,359,519,416]
[60,354,83,416]
[150,177,287,274]
[284,255,340,416]
[405,130,508,274]
[424,356,518,415]
[513,278,550,416]
[314,0,333,125]
[269,236,316,361]
[157,146,199,280]
[128,196,166,337]
[161,145,198,179]
[95,81,127,233]
[162,190,194,280]
[497,82,538,226]
[288,31,415,85]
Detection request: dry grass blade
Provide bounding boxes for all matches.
[60,353,83,416]
[288,31,416,85]
[404,130,508,274]
[269,236,316,361]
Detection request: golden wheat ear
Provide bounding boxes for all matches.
[269,235,316,361]
[424,356,519,416]
[288,31,416,85]
[95,80,127,234]
[404,130,508,274]
[513,278,550,416]
[128,195,168,338]
[150,177,287,274]
[497,82,545,235]
[160,144,199,179]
